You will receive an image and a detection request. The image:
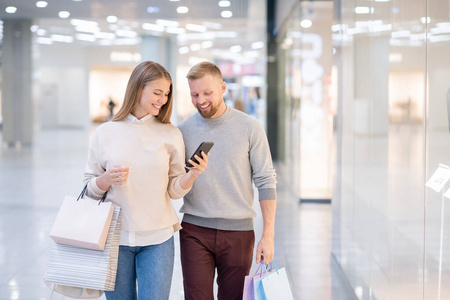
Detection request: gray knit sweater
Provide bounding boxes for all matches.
[177,106,277,231]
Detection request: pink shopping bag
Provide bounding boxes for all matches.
[243,262,270,300]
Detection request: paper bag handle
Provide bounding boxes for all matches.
[77,182,108,205]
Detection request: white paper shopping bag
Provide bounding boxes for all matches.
[50,195,114,250]
[260,267,294,300]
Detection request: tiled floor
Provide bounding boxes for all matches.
[0,127,355,300]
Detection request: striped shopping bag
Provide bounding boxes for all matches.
[44,206,121,298]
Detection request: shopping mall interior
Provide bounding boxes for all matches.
[2,0,450,299]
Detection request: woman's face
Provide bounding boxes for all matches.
[132,78,171,119]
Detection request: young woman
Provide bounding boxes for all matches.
[83,61,208,299]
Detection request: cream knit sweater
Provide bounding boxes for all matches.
[84,115,189,233]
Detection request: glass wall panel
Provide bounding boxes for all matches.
[277,1,334,202]
[425,1,450,299]
[332,0,450,298]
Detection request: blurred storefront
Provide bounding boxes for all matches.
[276,0,450,298]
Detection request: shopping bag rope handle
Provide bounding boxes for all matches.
[256,260,280,278]
[77,182,108,205]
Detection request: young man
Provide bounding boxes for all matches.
[177,61,277,300]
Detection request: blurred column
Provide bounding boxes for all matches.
[140,35,178,121]
[2,19,33,147]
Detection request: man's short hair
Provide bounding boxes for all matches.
[186,61,223,81]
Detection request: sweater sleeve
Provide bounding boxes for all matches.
[83,129,108,200]
[249,118,277,201]
[167,129,191,199]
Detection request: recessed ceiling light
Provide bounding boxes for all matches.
[219,1,231,7]
[30,25,39,32]
[300,20,312,28]
[202,41,213,48]
[186,24,207,32]
[177,6,189,14]
[147,6,160,13]
[203,22,222,30]
[36,1,48,8]
[51,34,74,43]
[166,27,186,34]
[179,47,189,54]
[221,11,232,18]
[37,29,47,36]
[5,6,17,14]
[355,7,373,14]
[251,41,264,49]
[230,45,241,53]
[142,23,165,32]
[106,16,118,23]
[58,11,71,18]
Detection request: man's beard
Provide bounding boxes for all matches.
[197,103,218,118]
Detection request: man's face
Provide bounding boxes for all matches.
[188,74,226,119]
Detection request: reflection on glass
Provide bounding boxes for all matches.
[332,0,450,299]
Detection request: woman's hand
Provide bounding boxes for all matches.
[95,165,129,191]
[185,151,209,177]
[104,166,130,186]
[180,151,209,190]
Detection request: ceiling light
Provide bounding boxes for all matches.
[203,21,222,30]
[421,17,431,24]
[30,25,39,32]
[74,26,100,33]
[95,32,116,39]
[186,24,207,32]
[37,37,53,44]
[229,45,241,53]
[5,6,17,14]
[221,11,233,18]
[147,6,160,13]
[36,29,47,36]
[142,23,165,32]
[115,30,138,38]
[156,19,179,27]
[58,11,71,18]
[300,20,312,28]
[51,34,74,43]
[166,27,186,34]
[202,41,213,48]
[219,1,231,7]
[179,47,189,54]
[76,33,96,42]
[190,44,202,51]
[177,6,189,14]
[106,16,118,23]
[170,0,180,1]
[251,41,264,49]
[71,19,98,27]
[36,1,48,8]
[355,7,373,14]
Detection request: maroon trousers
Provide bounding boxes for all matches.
[180,222,255,300]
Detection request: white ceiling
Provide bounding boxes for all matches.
[0,0,267,62]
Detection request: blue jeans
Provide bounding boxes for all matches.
[105,236,174,300]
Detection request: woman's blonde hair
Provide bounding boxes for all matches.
[112,61,173,124]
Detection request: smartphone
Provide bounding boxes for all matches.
[185,142,214,169]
